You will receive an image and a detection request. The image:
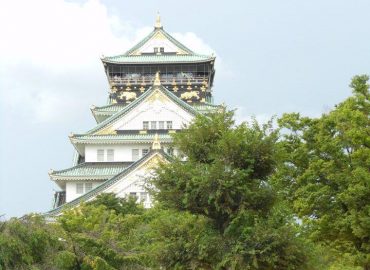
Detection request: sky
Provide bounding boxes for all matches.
[1,0,370,218]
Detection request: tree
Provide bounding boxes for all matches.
[276,75,370,269]
[151,110,312,269]
[0,215,63,270]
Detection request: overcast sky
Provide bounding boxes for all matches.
[1,0,370,218]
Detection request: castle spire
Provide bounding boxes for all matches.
[153,71,161,86]
[155,11,162,29]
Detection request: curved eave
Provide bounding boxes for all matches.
[101,56,215,65]
[50,175,111,181]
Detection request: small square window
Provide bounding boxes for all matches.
[107,149,114,162]
[154,47,158,53]
[76,183,84,194]
[166,121,173,129]
[158,121,164,129]
[150,121,157,129]
[160,47,164,53]
[143,121,149,130]
[97,149,104,161]
[85,183,93,192]
[129,192,137,199]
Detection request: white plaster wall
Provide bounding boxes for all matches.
[113,91,194,131]
[66,181,103,202]
[103,157,158,208]
[139,38,179,54]
[85,144,153,162]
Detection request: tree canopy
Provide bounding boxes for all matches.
[275,75,370,269]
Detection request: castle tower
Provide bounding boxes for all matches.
[46,16,220,216]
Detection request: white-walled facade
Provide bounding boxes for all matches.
[66,181,104,202]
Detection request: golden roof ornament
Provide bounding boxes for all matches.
[152,133,161,150]
[153,71,161,86]
[155,12,162,29]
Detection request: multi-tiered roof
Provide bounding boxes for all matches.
[46,16,220,216]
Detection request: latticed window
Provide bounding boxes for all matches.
[166,121,173,129]
[97,149,104,161]
[158,121,164,129]
[85,183,93,192]
[143,121,149,130]
[107,149,114,161]
[151,121,157,129]
[132,149,139,161]
[76,183,84,194]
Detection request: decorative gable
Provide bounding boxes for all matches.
[129,30,189,55]
[112,89,194,131]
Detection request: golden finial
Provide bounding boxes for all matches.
[155,11,162,28]
[153,71,161,86]
[152,133,161,150]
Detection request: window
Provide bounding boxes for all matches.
[140,192,148,202]
[76,183,84,194]
[129,192,137,199]
[85,183,93,192]
[160,47,164,53]
[167,147,174,156]
[166,121,173,129]
[143,121,149,130]
[132,149,139,161]
[158,121,164,129]
[150,121,157,129]
[142,149,149,156]
[107,149,114,161]
[154,47,158,53]
[97,149,104,161]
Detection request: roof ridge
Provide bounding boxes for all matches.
[123,27,194,56]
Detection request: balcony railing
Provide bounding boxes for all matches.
[109,75,209,86]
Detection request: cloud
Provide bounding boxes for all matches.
[0,0,218,124]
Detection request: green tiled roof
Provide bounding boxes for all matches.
[101,27,214,64]
[91,102,219,124]
[192,103,221,114]
[124,27,194,55]
[92,104,127,114]
[45,150,170,216]
[71,133,173,145]
[102,54,214,64]
[85,84,199,135]
[49,162,132,181]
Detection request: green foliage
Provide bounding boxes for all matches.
[2,75,368,269]
[87,193,144,216]
[153,110,278,232]
[55,251,78,270]
[0,215,63,270]
[276,75,370,269]
[151,110,313,269]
